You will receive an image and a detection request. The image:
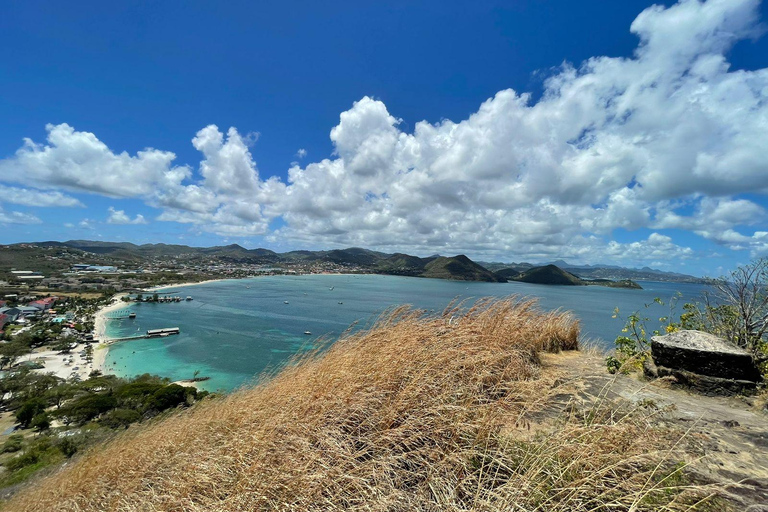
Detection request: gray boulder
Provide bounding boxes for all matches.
[650,330,762,392]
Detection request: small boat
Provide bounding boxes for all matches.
[186,296,193,301]
[338,302,343,305]
[329,286,334,291]
[304,331,312,335]
[129,312,136,319]
[284,301,289,304]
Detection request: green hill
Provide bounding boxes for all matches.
[374,253,427,276]
[421,255,506,282]
[493,267,520,280]
[511,265,641,288]
[515,265,583,285]
[323,248,388,266]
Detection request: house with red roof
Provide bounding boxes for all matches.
[28,296,57,312]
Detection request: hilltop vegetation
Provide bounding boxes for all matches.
[2,298,724,511]
[0,370,207,491]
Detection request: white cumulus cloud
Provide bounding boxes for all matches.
[0,206,42,225]
[107,207,148,225]
[0,185,83,208]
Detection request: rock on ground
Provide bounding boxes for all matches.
[650,330,761,383]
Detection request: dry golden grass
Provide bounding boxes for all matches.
[2,297,719,511]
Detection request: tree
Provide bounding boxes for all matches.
[55,393,117,425]
[711,258,768,352]
[31,412,50,432]
[100,408,141,429]
[16,397,47,428]
[46,383,77,409]
[0,342,33,369]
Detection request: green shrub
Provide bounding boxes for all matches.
[0,434,24,454]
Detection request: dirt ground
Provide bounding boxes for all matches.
[534,351,768,510]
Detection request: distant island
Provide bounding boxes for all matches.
[0,240,702,292]
[501,264,642,289]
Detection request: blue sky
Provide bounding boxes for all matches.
[2,0,768,276]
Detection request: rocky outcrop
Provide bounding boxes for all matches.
[648,330,762,395]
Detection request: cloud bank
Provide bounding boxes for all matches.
[1,0,767,264]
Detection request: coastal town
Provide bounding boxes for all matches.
[0,293,98,379]
[0,243,377,383]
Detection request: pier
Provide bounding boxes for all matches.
[146,327,180,338]
[105,327,180,342]
[105,309,137,320]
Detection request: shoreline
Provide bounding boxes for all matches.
[144,272,355,293]
[144,278,235,293]
[91,294,130,376]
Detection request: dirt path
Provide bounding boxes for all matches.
[536,351,768,510]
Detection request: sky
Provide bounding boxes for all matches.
[1,0,768,277]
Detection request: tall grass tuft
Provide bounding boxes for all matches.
[3,297,717,511]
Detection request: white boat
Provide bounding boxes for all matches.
[304,331,312,335]
[329,286,334,290]
[284,301,289,304]
[186,296,193,301]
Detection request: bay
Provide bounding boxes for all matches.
[103,274,710,392]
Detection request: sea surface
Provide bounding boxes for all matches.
[103,275,710,392]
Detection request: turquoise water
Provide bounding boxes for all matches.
[103,275,710,392]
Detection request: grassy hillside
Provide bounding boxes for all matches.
[3,298,717,511]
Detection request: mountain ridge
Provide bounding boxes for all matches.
[8,240,704,283]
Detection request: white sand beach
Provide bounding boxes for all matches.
[91,344,109,374]
[93,296,126,343]
[145,278,233,292]
[89,295,132,376]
